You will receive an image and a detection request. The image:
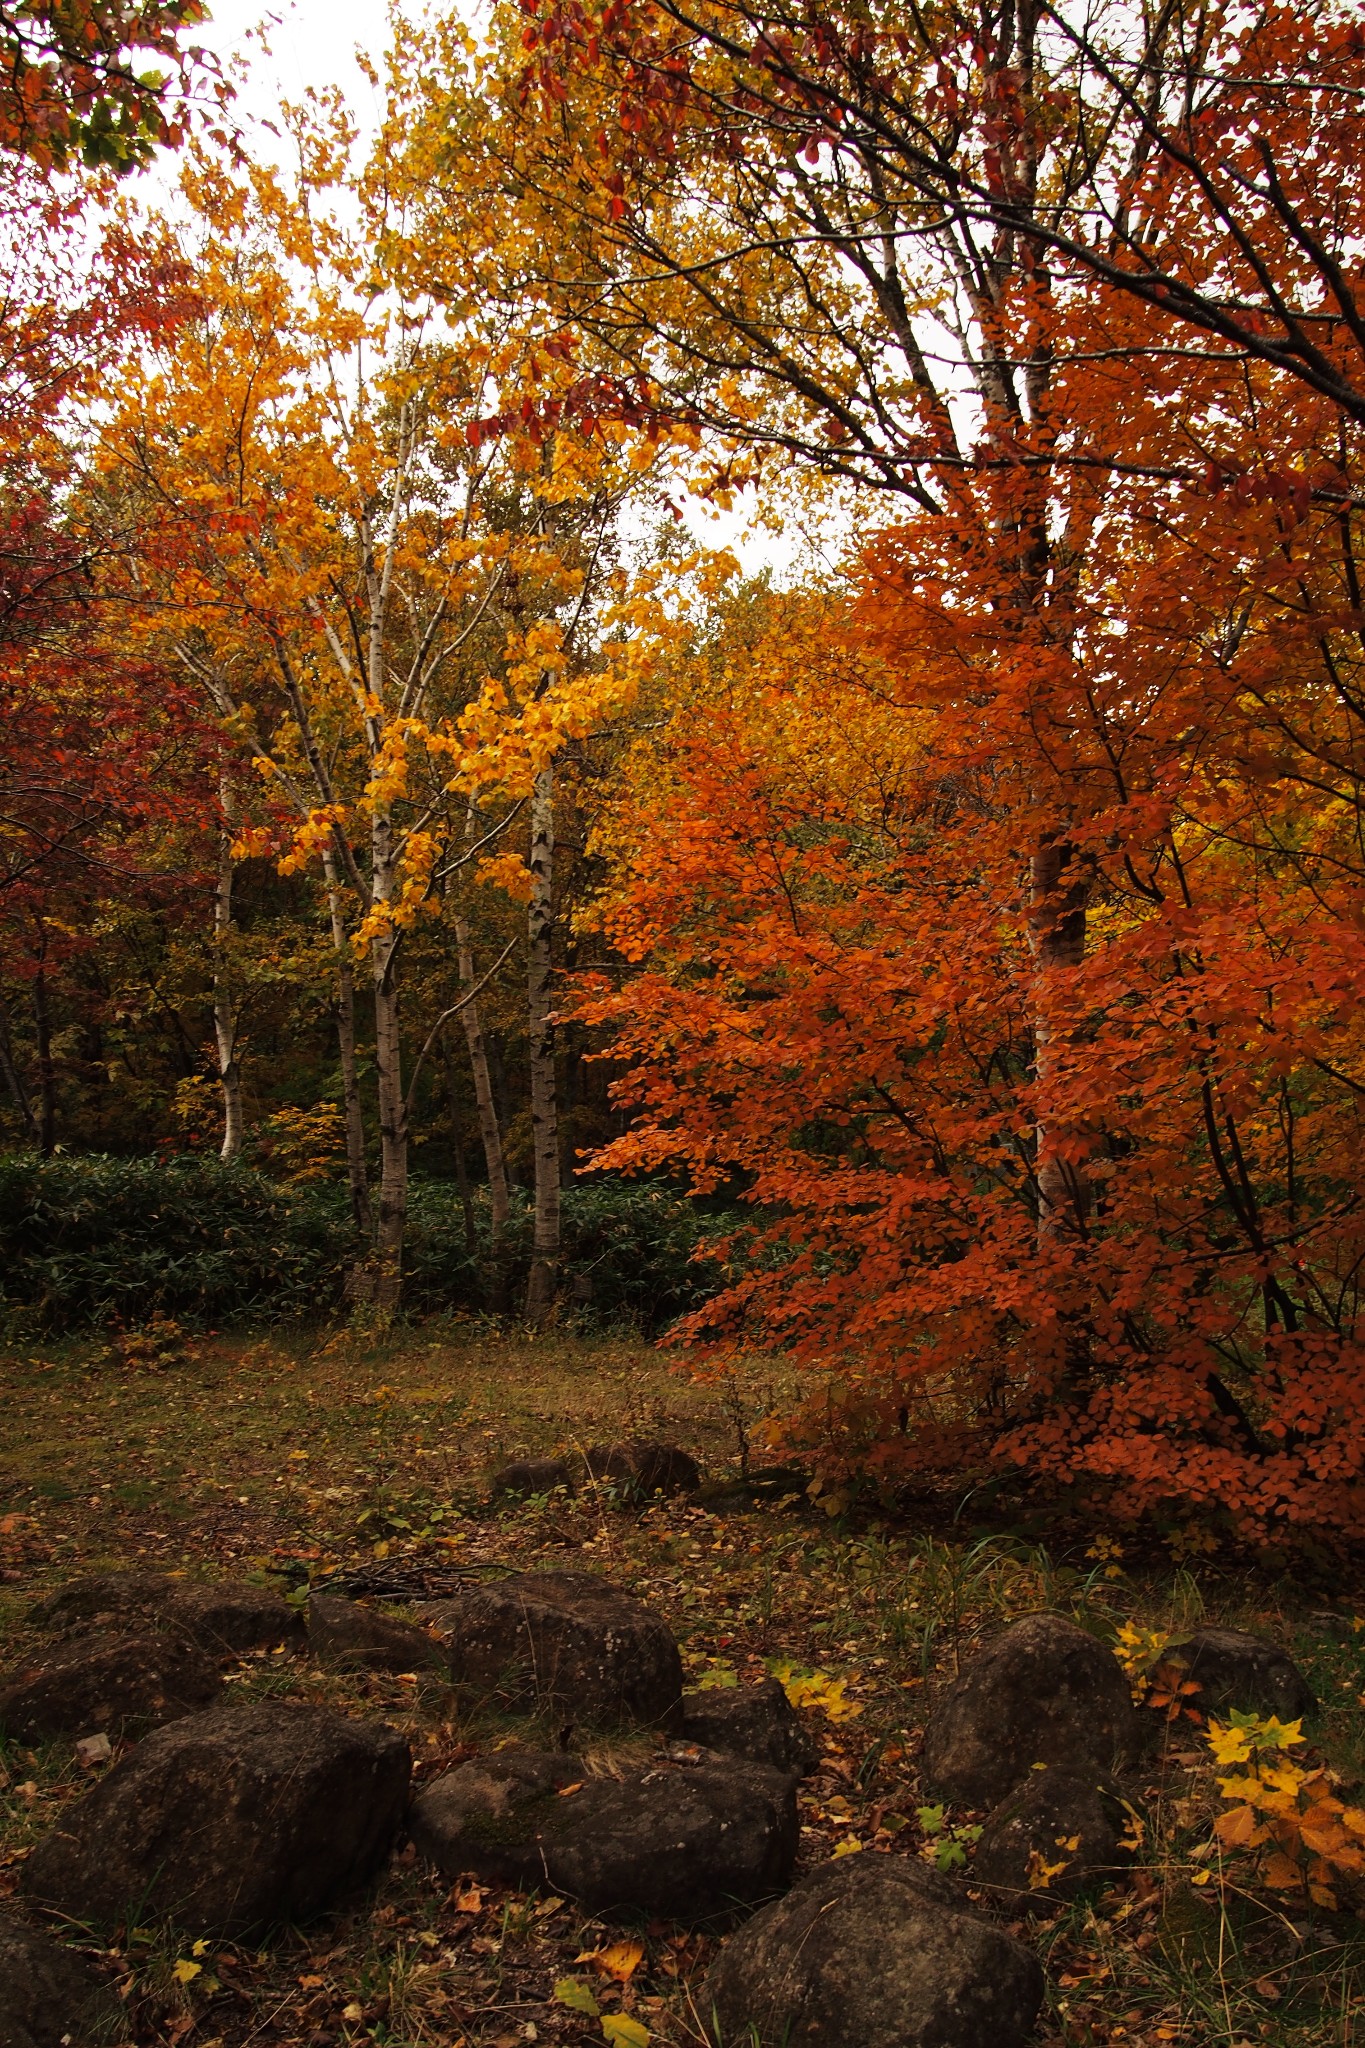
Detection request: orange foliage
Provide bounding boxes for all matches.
[578,275,1365,1538]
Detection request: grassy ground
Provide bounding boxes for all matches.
[2,1320,1364,2048]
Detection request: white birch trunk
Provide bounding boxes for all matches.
[370,809,407,1306]
[213,776,243,1164]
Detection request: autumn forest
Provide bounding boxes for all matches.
[10,0,1361,1541]
[6,1,1365,2043]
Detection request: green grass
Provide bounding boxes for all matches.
[1,1323,1363,2047]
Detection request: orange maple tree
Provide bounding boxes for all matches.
[526,0,1365,1539]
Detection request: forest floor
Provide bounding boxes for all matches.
[2,1319,1364,2048]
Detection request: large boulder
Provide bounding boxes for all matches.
[409,1747,797,1924]
[0,1916,121,2048]
[0,1631,221,1741]
[584,1441,701,1500]
[27,1574,303,1657]
[491,1456,578,1500]
[438,1572,683,1730]
[701,1852,1044,2048]
[681,1678,818,1775]
[307,1595,445,1674]
[973,1763,1133,1910]
[919,1612,1138,1808]
[21,1699,410,1936]
[1163,1628,1315,1723]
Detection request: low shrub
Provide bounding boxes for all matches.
[0,1154,732,1333]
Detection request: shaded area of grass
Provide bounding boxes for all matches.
[1,1326,1363,2048]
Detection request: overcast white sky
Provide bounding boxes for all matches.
[194,0,387,131]
[157,0,819,581]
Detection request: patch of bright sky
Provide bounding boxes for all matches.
[157,0,835,583]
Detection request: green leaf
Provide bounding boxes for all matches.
[554,1977,601,2018]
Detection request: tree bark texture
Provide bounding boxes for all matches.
[1029,832,1092,1238]
[524,763,560,1323]
[370,810,406,1307]
[441,1030,478,1255]
[213,777,244,1164]
[454,804,511,1307]
[322,846,373,1239]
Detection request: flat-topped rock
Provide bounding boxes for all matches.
[0,1630,221,1741]
[682,1678,818,1774]
[0,1915,122,2048]
[437,1571,683,1730]
[701,1853,1044,2048]
[22,1698,410,1936]
[409,1746,797,1924]
[27,1573,304,1656]
[920,1612,1139,1808]
[307,1595,445,1673]
[162,1582,304,1655]
[28,1571,173,1631]
[1163,1628,1315,1724]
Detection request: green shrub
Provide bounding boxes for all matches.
[0,1154,348,1328]
[403,1178,733,1329]
[0,1154,732,1333]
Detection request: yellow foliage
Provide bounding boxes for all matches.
[767,1658,863,1721]
[1205,1712,1365,1909]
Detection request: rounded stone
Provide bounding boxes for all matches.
[701,1852,1044,2048]
[919,1611,1139,1808]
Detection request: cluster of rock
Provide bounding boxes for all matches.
[0,1544,1318,2048]
[917,1611,1315,1914]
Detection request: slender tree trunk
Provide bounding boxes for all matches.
[525,763,560,1324]
[453,802,511,1306]
[322,847,372,1238]
[455,917,511,1304]
[0,986,39,1145]
[213,777,244,1163]
[370,812,406,1306]
[31,962,55,1157]
[1029,831,1091,1238]
[441,1031,477,1255]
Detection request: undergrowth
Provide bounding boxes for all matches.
[1,1326,1362,2048]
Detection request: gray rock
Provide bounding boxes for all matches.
[973,1764,1134,1910]
[161,1583,305,1656]
[491,1456,578,1500]
[21,1699,410,1936]
[440,1571,683,1730]
[27,1574,304,1657]
[0,1916,121,2048]
[584,1441,701,1499]
[701,1852,1044,2048]
[27,1572,172,1631]
[681,1678,818,1775]
[307,1595,446,1673]
[406,1745,582,1873]
[409,1748,797,1924]
[1163,1628,1315,1724]
[0,1631,222,1741]
[920,1612,1139,1808]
